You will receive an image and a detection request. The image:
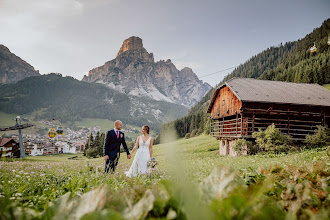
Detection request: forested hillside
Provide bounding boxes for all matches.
[156,19,330,143]
[0,73,188,131]
[222,18,330,84]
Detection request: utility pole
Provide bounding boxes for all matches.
[16,116,25,158]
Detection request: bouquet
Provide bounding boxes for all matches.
[147,157,158,168]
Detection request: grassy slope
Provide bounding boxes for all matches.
[153,135,328,180]
[323,83,330,90]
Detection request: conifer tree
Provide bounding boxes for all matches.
[94,131,100,149]
[99,133,105,156]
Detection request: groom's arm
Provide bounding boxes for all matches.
[121,133,131,157]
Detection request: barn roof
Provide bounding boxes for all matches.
[207,78,330,113]
[0,138,16,146]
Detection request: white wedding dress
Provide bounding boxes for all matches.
[125,136,151,177]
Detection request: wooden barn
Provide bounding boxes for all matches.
[207,78,330,156]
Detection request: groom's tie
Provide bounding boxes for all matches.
[116,130,119,138]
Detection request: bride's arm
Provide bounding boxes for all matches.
[130,136,139,155]
[149,138,153,158]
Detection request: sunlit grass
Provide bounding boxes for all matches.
[1,134,329,219]
[322,83,330,90]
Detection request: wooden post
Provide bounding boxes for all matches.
[288,115,290,135]
[240,113,243,137]
[252,112,255,133]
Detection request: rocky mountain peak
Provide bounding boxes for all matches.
[117,36,144,57]
[0,44,40,84]
[0,45,10,53]
[83,37,212,107]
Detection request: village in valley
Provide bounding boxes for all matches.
[0,120,92,157]
[0,119,138,157]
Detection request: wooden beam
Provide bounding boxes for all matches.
[242,108,323,117]
[236,113,238,136]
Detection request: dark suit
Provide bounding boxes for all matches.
[103,129,130,173]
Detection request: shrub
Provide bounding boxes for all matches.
[85,148,99,158]
[196,129,203,136]
[305,125,330,148]
[185,133,191,139]
[190,129,198,137]
[233,139,253,155]
[252,123,293,153]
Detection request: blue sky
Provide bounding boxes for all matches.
[0,0,329,86]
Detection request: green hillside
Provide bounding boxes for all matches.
[157,19,330,142]
[0,73,188,132]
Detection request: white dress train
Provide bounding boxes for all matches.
[125,136,151,177]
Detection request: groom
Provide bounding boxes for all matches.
[104,120,131,173]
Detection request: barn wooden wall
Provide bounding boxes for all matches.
[211,86,242,119]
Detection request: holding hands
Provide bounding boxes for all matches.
[105,154,131,161]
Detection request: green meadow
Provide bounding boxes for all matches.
[1,135,329,219]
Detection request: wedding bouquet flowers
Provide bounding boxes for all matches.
[147,157,158,168]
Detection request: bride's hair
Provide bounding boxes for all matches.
[143,125,150,134]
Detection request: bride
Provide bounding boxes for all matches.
[125,125,153,177]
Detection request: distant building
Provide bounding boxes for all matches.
[207,78,330,156]
[55,141,77,153]
[0,138,20,158]
[72,142,85,153]
[30,144,44,156]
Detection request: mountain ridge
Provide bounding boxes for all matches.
[0,73,188,131]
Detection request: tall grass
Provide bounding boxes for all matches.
[0,134,329,219]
